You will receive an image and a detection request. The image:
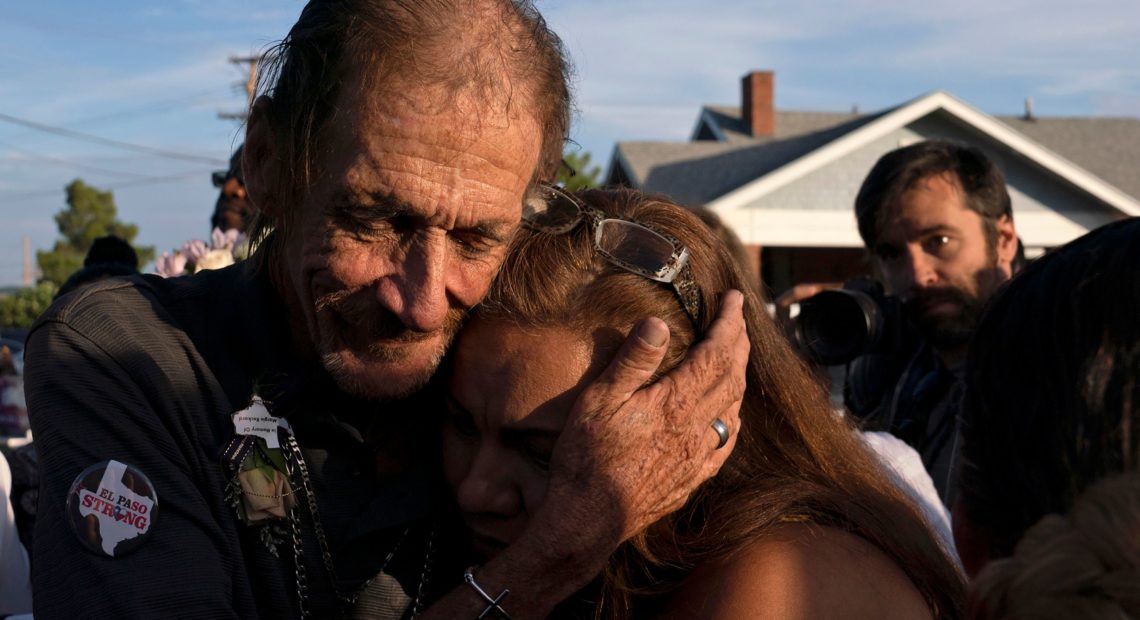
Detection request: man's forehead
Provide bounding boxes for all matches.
[881,174,973,237]
[334,75,540,171]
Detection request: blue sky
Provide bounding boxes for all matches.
[2,0,1139,286]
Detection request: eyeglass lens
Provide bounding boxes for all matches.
[596,220,677,279]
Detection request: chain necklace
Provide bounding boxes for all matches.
[282,432,435,619]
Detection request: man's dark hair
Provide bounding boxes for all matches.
[57,235,140,298]
[855,140,1013,252]
[245,0,571,261]
[959,218,1140,560]
[83,235,138,269]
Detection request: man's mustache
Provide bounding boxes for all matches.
[904,287,971,315]
[316,287,430,343]
[314,286,465,344]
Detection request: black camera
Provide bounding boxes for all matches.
[793,278,906,366]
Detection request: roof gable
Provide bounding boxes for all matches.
[705,91,1140,217]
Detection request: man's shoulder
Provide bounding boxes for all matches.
[36,274,165,327]
[845,339,932,422]
[32,268,240,344]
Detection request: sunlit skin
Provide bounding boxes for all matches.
[443,321,610,559]
[269,72,542,399]
[872,173,1016,363]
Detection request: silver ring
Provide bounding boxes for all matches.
[711,418,730,450]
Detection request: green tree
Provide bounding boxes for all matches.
[557,150,602,191]
[0,282,58,328]
[36,179,155,285]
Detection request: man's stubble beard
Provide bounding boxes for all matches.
[314,288,467,401]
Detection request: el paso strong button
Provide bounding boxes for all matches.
[66,460,159,557]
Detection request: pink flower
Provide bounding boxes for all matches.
[211,227,243,252]
[154,251,188,278]
[182,239,209,264]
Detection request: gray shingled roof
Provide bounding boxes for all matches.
[995,115,1140,200]
[621,105,1140,206]
[617,109,887,205]
[703,106,865,143]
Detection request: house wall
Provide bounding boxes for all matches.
[761,247,870,297]
[722,111,1124,252]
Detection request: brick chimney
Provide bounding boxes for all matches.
[742,71,774,137]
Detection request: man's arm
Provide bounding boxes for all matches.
[26,315,250,618]
[420,290,749,618]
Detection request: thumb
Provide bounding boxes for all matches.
[593,317,671,403]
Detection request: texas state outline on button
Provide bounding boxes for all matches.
[76,460,156,556]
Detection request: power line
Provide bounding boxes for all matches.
[50,87,232,128]
[0,111,227,165]
[0,138,151,180]
[0,169,215,201]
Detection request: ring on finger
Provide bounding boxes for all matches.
[710,417,730,450]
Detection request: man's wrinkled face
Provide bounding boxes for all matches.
[282,74,542,400]
[873,173,1014,352]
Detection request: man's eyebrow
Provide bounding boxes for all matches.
[327,189,414,220]
[328,189,513,241]
[461,221,512,243]
[500,427,561,443]
[914,224,960,237]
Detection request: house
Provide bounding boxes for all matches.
[606,71,1140,294]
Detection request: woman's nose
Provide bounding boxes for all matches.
[455,451,522,517]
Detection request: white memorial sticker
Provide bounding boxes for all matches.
[232,396,284,449]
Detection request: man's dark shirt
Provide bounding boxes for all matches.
[846,340,964,508]
[25,262,463,618]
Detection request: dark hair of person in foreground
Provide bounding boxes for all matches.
[958,217,1140,570]
[475,188,965,618]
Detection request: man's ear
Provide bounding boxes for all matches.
[994,214,1017,273]
[243,96,280,218]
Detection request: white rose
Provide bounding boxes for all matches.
[194,248,235,272]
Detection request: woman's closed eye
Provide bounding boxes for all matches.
[444,394,479,437]
[502,431,556,473]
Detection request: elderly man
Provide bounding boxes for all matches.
[25,1,746,618]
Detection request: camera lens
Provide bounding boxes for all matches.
[795,289,882,365]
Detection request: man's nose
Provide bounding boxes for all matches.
[902,247,939,293]
[375,233,450,332]
[455,450,521,517]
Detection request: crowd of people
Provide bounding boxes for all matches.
[2,0,1137,618]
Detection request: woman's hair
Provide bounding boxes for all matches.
[968,472,1140,619]
[960,217,1140,560]
[477,188,964,618]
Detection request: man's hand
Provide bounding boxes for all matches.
[419,292,749,619]
[540,289,749,545]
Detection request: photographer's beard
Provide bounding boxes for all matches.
[903,286,983,350]
[903,261,1007,353]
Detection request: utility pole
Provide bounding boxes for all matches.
[22,235,32,287]
[218,55,260,121]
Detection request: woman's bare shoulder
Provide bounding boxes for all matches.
[658,523,933,620]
